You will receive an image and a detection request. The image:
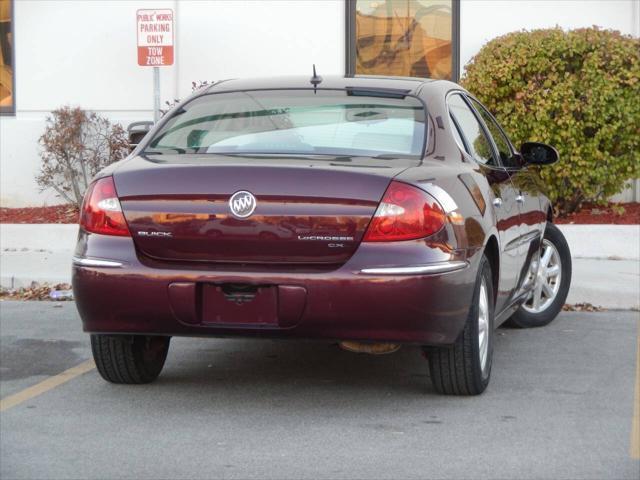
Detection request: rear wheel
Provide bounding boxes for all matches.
[508,223,571,328]
[425,255,494,395]
[91,334,170,384]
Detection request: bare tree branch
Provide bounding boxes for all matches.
[37,107,129,207]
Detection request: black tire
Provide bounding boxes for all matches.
[508,223,572,328]
[425,255,494,395]
[91,334,170,384]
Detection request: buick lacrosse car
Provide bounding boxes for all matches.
[73,75,571,395]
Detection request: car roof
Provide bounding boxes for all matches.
[206,75,459,96]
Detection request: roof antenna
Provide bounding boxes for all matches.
[310,64,322,93]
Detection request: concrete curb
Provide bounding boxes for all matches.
[1,223,639,309]
[1,225,78,290]
[557,224,639,260]
[0,224,79,251]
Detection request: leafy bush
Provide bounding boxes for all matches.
[37,107,129,207]
[462,27,640,214]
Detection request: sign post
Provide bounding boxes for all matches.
[136,9,174,123]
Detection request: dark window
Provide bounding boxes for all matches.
[0,0,13,115]
[346,0,460,81]
[468,97,516,167]
[448,94,495,166]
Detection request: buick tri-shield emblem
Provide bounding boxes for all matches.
[229,190,257,218]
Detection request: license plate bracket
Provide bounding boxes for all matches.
[201,284,278,325]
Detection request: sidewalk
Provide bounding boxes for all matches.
[566,258,638,309]
[559,225,640,308]
[1,224,638,309]
[1,225,78,289]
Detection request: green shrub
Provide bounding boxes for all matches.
[462,27,640,215]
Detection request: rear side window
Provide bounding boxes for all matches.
[146,90,426,159]
[468,98,514,167]
[449,113,467,152]
[447,94,496,166]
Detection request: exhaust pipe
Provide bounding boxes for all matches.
[338,341,400,355]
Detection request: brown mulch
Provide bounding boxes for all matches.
[562,302,605,312]
[0,283,74,301]
[556,202,640,225]
[0,205,79,224]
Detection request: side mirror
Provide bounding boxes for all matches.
[127,121,154,152]
[520,142,558,166]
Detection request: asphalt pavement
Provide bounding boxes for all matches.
[0,301,638,480]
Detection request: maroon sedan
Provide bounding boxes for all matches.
[73,75,571,395]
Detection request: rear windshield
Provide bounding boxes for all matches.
[145,89,426,158]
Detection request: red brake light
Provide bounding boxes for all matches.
[363,181,446,242]
[80,177,130,237]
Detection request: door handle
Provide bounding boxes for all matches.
[516,195,525,204]
[493,198,503,208]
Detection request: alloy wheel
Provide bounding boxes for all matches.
[522,239,562,314]
[478,278,490,374]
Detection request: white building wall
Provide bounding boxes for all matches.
[174,0,344,99]
[0,0,344,207]
[0,0,637,206]
[460,0,640,68]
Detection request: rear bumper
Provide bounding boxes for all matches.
[72,234,478,346]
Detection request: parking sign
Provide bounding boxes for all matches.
[137,9,174,66]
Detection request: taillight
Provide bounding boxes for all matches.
[363,181,445,242]
[80,177,130,237]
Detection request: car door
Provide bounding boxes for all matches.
[467,97,546,295]
[447,93,526,314]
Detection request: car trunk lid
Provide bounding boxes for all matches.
[114,154,414,265]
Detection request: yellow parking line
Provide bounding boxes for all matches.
[631,319,640,459]
[0,359,95,413]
